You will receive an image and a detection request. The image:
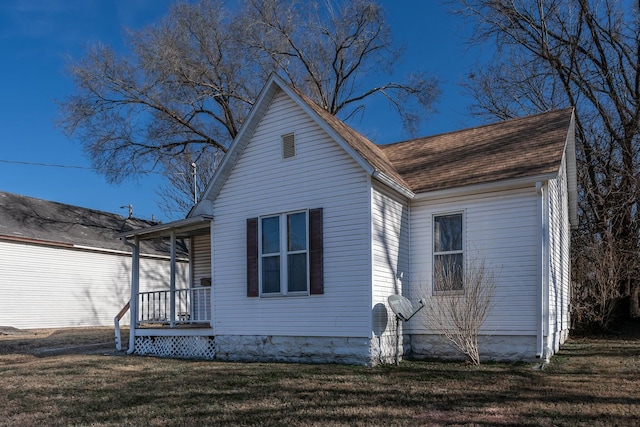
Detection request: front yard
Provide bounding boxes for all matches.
[0,327,638,426]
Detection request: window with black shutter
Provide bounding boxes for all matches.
[246,208,323,297]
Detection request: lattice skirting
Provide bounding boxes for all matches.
[134,336,215,360]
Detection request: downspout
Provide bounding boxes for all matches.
[121,236,140,354]
[535,182,548,360]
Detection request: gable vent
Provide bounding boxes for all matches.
[282,133,296,159]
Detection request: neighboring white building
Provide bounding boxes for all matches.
[121,75,576,365]
[0,192,189,329]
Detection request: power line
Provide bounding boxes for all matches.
[0,159,93,170]
[0,159,163,175]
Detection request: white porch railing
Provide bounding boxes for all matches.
[114,300,130,351]
[138,287,211,325]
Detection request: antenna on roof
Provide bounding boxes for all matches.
[120,204,133,219]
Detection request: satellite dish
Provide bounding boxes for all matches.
[388,295,425,321]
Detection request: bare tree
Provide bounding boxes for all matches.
[423,255,497,365]
[241,0,439,134]
[452,0,640,328]
[155,149,223,219]
[58,0,439,217]
[572,231,624,332]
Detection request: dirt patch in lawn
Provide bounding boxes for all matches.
[0,326,121,357]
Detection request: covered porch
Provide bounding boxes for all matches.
[116,215,215,358]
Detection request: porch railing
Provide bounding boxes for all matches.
[138,287,211,326]
[114,300,130,351]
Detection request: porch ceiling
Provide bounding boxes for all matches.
[119,215,212,241]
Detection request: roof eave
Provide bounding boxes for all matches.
[372,171,415,199]
[564,110,579,229]
[412,173,558,201]
[276,80,377,176]
[120,215,213,240]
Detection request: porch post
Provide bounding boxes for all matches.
[169,230,176,327]
[128,236,140,353]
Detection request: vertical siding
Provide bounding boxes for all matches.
[409,187,540,335]
[547,155,571,342]
[209,90,372,337]
[0,242,188,329]
[371,184,410,339]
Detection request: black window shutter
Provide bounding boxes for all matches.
[246,217,259,297]
[309,208,324,295]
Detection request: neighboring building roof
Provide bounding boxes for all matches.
[379,108,575,194]
[0,191,183,257]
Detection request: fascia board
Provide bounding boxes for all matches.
[564,110,579,229]
[372,171,414,199]
[276,79,376,176]
[120,215,212,240]
[412,174,557,202]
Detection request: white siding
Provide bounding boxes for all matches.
[409,186,540,335]
[371,184,409,349]
[209,90,372,337]
[546,154,571,349]
[0,241,188,329]
[191,234,211,287]
[191,234,212,321]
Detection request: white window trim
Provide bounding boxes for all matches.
[432,210,465,295]
[258,210,310,297]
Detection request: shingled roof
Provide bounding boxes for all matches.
[197,75,575,216]
[378,108,574,193]
[285,77,573,195]
[290,86,410,190]
[0,191,183,257]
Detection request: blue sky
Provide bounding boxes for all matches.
[0,0,486,222]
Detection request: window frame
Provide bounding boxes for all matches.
[432,211,465,295]
[258,210,310,297]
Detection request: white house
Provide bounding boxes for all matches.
[120,75,576,365]
[0,192,189,330]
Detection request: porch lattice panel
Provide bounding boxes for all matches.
[134,336,215,360]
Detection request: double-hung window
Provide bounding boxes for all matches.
[260,211,309,295]
[433,212,464,292]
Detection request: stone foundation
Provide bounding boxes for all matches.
[410,334,538,362]
[545,329,569,359]
[131,332,553,364]
[214,335,376,365]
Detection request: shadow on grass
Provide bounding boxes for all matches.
[1,329,639,426]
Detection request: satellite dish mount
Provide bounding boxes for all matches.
[388,294,425,322]
[387,294,426,365]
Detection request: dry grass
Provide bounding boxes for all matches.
[0,327,639,426]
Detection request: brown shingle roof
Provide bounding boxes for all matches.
[287,80,572,195]
[288,86,410,189]
[378,108,574,194]
[281,77,573,197]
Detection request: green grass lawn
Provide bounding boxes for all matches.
[0,327,638,426]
